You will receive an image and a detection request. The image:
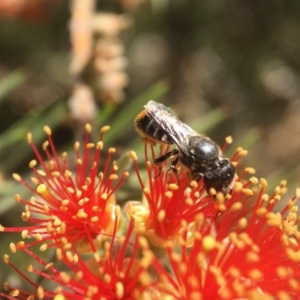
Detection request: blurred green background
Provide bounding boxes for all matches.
[1,0,300,292]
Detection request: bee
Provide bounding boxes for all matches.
[135,100,235,194]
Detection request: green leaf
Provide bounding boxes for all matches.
[0,101,67,172]
[0,69,26,102]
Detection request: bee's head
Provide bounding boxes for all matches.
[203,158,235,194]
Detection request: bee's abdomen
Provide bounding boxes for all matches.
[135,110,173,144]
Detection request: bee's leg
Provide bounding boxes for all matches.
[154,149,179,178]
[154,165,162,179]
[226,187,233,195]
[170,156,180,183]
[190,171,202,182]
[154,149,179,165]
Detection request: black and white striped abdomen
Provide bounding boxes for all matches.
[135,110,174,144]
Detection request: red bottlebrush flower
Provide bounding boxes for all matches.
[126,140,242,247]
[144,179,300,299]
[1,124,128,251]
[2,120,300,300]
[2,219,157,300]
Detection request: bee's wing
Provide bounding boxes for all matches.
[145,100,178,118]
[145,101,197,155]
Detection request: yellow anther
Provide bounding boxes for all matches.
[101,125,110,133]
[225,136,233,144]
[157,210,166,222]
[85,123,92,133]
[37,184,47,194]
[245,167,256,174]
[12,173,21,181]
[202,236,216,252]
[260,178,268,189]
[43,125,52,135]
[108,147,116,154]
[27,132,32,144]
[242,188,254,196]
[129,151,137,161]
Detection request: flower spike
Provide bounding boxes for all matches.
[2,124,126,251]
